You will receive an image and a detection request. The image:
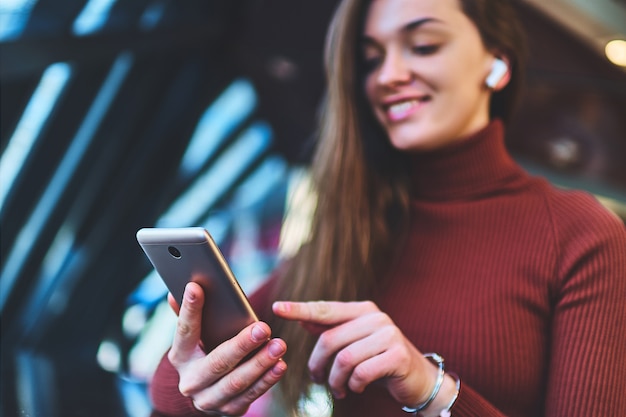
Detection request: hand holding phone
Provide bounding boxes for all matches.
[137,227,287,414]
[136,227,258,352]
[169,281,288,415]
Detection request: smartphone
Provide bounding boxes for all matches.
[136,227,258,352]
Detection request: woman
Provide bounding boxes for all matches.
[150,0,626,416]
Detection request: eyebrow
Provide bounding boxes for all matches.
[401,17,442,33]
[361,17,443,44]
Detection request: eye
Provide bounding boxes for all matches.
[362,56,382,73]
[411,44,440,55]
[360,41,383,74]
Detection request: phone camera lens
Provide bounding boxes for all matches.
[168,246,181,259]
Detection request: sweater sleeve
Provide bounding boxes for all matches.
[149,351,207,417]
[449,192,626,417]
[450,384,507,416]
[544,191,626,416]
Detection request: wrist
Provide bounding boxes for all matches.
[402,353,460,417]
[402,353,444,414]
[417,372,459,417]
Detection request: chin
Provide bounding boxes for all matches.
[387,130,441,152]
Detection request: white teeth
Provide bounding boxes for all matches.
[388,100,418,116]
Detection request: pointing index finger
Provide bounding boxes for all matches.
[272,300,378,325]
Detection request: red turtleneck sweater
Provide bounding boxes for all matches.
[150,120,626,417]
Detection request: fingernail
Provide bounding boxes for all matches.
[184,285,195,302]
[331,389,345,399]
[251,324,269,343]
[273,301,288,314]
[309,372,323,384]
[268,340,285,358]
[271,361,286,377]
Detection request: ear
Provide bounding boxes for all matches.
[485,56,511,91]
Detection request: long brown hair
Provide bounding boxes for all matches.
[268,0,527,413]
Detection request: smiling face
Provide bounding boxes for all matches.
[362,0,501,152]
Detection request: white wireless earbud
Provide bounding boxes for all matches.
[486,58,508,89]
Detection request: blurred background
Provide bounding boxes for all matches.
[1,1,625,416]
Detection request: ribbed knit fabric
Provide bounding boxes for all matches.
[149,120,626,417]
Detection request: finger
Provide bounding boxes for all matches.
[224,360,288,416]
[327,326,395,398]
[299,321,332,336]
[192,338,287,412]
[169,282,205,365]
[308,312,391,384]
[214,338,286,397]
[179,322,272,394]
[193,357,288,416]
[221,338,287,391]
[346,342,423,405]
[347,350,396,394]
[167,292,181,315]
[273,300,379,325]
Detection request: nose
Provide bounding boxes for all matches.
[377,50,412,86]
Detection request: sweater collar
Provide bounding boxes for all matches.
[409,119,525,201]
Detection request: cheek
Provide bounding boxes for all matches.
[363,77,376,106]
[427,46,485,89]
[363,77,384,121]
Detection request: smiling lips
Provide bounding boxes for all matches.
[384,96,430,122]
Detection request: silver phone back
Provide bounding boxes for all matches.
[136,227,258,351]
